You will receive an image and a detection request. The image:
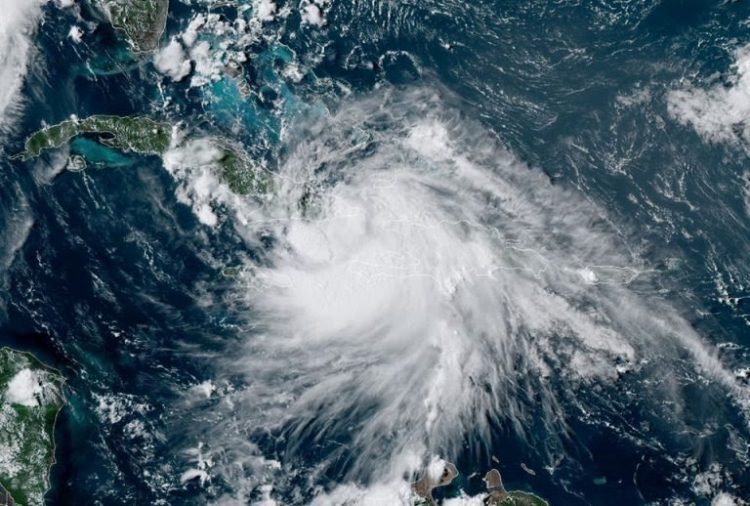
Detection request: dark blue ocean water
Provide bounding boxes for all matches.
[2,0,750,504]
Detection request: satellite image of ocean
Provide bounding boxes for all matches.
[1,0,750,504]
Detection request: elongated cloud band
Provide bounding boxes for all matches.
[0,0,47,136]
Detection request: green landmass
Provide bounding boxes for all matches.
[16,115,270,196]
[213,141,273,196]
[0,348,65,506]
[15,115,172,161]
[103,0,169,52]
[484,468,548,506]
[412,464,548,506]
[489,491,549,506]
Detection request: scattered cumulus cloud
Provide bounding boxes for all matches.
[668,45,750,148]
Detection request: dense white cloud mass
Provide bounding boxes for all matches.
[5,368,41,406]
[253,0,277,22]
[165,89,748,504]
[153,38,192,82]
[300,0,331,27]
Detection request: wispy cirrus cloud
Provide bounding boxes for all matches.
[0,0,47,135]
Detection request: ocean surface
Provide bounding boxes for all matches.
[1,0,750,504]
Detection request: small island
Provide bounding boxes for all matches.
[15,115,269,196]
[413,461,548,506]
[0,348,65,506]
[102,0,169,52]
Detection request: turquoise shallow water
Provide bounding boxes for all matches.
[1,0,750,504]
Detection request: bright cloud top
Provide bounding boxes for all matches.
[165,89,748,503]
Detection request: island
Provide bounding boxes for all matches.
[413,461,548,506]
[102,0,169,53]
[0,348,65,506]
[216,142,272,196]
[14,115,172,161]
[413,461,458,504]
[483,468,548,506]
[15,115,269,196]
